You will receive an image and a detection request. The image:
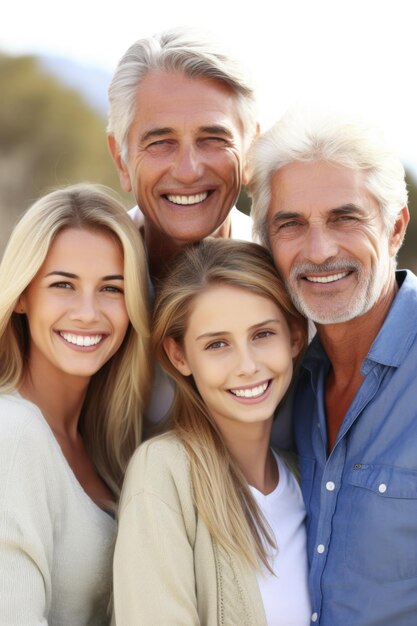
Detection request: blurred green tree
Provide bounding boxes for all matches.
[0,52,130,254]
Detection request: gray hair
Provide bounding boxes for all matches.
[107,26,257,160]
[247,107,408,247]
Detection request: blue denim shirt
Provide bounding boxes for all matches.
[294,270,417,626]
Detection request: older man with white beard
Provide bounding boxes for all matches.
[248,109,416,626]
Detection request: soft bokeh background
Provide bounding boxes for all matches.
[1,0,416,268]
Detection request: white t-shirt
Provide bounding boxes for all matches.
[249,451,311,626]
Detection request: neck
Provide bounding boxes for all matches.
[143,216,232,282]
[317,272,398,374]
[219,418,277,495]
[20,364,89,441]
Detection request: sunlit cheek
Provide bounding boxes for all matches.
[269,345,294,372]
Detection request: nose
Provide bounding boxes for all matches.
[170,143,204,184]
[69,292,100,324]
[303,223,339,265]
[235,344,259,377]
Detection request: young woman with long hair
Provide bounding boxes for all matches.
[113,238,311,625]
[0,183,151,625]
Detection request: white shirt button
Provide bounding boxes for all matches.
[317,544,325,554]
[311,612,318,622]
[378,483,387,493]
[326,481,335,491]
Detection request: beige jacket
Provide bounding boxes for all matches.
[113,433,267,625]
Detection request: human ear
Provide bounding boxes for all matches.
[14,296,26,314]
[107,134,133,193]
[289,321,305,359]
[163,337,192,376]
[389,206,410,256]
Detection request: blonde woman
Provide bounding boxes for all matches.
[113,239,311,625]
[0,183,151,625]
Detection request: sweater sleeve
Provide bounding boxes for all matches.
[113,439,200,626]
[0,406,55,625]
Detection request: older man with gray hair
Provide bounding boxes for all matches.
[107,27,259,423]
[248,109,415,625]
[107,27,258,282]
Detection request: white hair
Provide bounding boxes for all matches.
[248,107,408,247]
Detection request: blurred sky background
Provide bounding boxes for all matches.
[1,0,416,177]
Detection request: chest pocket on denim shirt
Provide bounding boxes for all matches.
[345,463,417,581]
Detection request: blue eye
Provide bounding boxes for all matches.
[206,340,227,350]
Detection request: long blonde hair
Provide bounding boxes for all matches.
[0,183,151,496]
[152,238,307,570]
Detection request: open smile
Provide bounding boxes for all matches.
[303,271,350,284]
[59,332,104,347]
[229,380,270,399]
[164,191,213,205]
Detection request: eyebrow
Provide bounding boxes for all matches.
[141,124,234,144]
[270,203,365,222]
[196,318,282,340]
[45,271,124,281]
[141,127,174,143]
[328,203,365,216]
[199,125,234,138]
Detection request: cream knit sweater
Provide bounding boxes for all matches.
[113,432,268,626]
[0,392,116,625]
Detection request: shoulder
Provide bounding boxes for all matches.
[125,433,188,486]
[123,433,189,490]
[0,393,53,451]
[119,433,193,514]
[0,394,59,508]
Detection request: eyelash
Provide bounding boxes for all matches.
[205,330,276,350]
[49,282,123,294]
[102,285,124,294]
[206,340,227,350]
[254,330,274,340]
[50,281,72,289]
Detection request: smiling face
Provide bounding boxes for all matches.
[165,285,301,436]
[18,228,130,386]
[109,70,246,247]
[267,160,406,325]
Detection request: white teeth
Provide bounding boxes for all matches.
[166,192,208,205]
[230,382,268,399]
[60,332,103,347]
[306,272,349,284]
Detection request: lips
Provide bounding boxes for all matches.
[59,332,103,347]
[229,381,269,399]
